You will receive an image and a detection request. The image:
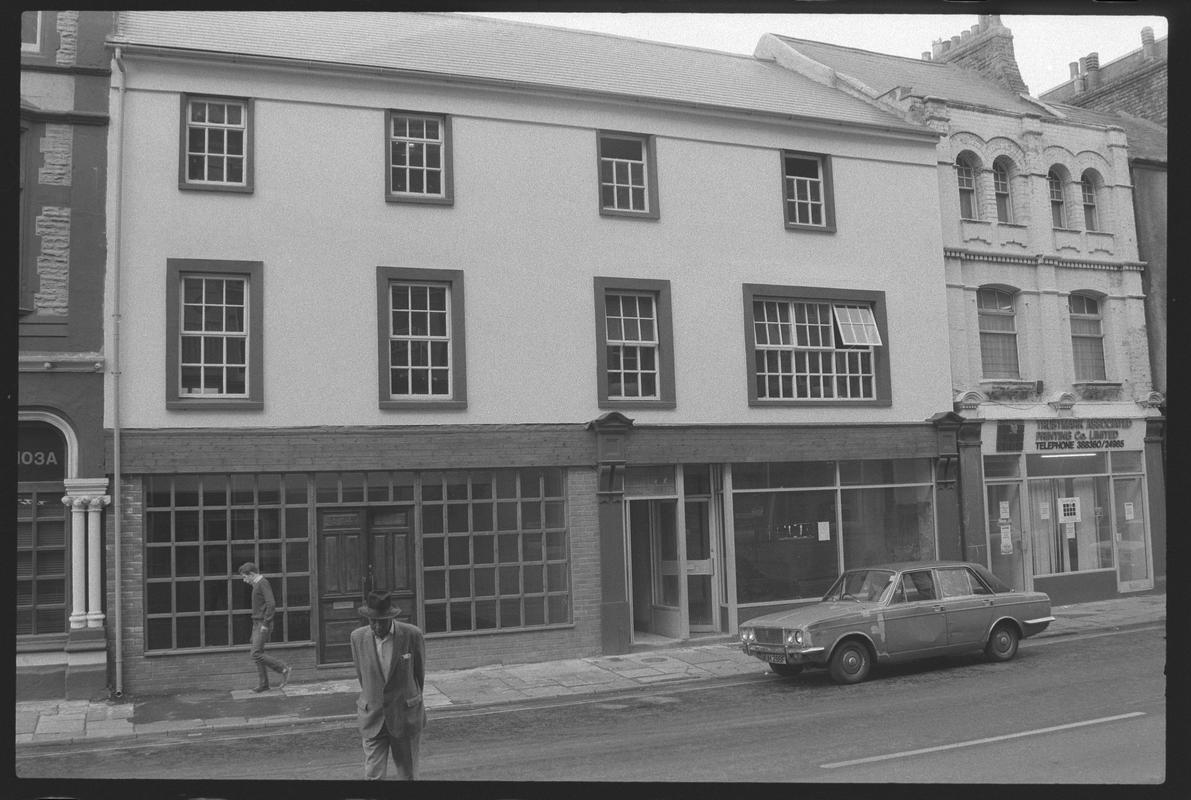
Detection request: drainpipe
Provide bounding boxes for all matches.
[110,44,126,698]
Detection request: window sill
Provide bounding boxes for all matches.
[599,208,659,221]
[144,640,314,657]
[179,182,253,194]
[379,399,468,411]
[1072,381,1122,401]
[385,194,453,206]
[995,221,1029,229]
[598,399,676,410]
[784,222,836,233]
[747,399,891,408]
[979,380,1036,401]
[167,398,264,410]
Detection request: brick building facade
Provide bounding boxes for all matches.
[18,10,115,701]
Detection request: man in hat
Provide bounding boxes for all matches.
[237,562,291,692]
[349,589,427,780]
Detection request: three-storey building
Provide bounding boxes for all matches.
[758,14,1165,604]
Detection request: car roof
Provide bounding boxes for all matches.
[849,561,976,573]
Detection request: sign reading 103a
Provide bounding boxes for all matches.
[17,421,67,482]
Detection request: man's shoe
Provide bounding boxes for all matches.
[279,667,292,689]
[252,685,269,693]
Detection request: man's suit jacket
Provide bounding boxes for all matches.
[349,621,427,739]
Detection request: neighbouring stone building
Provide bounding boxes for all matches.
[758,14,1165,605]
[1038,27,1167,417]
[18,10,116,701]
[102,11,961,694]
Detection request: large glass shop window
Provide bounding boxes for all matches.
[732,459,935,603]
[1023,451,1132,577]
[421,468,570,634]
[144,474,312,651]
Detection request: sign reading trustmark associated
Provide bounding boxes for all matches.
[990,418,1142,454]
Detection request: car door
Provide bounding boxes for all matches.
[879,569,948,657]
[936,566,995,650]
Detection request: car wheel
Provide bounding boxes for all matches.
[828,640,871,684]
[985,623,1020,662]
[769,662,804,677]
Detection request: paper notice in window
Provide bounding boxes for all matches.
[999,501,1010,520]
[1124,502,1135,521]
[1064,522,1076,540]
[1040,504,1050,520]
[999,525,1013,554]
[817,521,830,541]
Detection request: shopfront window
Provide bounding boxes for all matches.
[842,485,935,568]
[144,473,312,651]
[420,468,570,633]
[732,458,937,604]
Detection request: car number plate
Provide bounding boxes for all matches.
[763,653,787,665]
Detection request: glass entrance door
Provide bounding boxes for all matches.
[684,499,716,632]
[986,483,1028,591]
[628,499,684,640]
[1113,477,1153,591]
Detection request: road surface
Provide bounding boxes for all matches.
[15,626,1165,784]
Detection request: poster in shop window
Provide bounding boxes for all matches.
[999,524,1013,554]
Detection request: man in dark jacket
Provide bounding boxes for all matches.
[350,590,427,780]
[237,562,291,692]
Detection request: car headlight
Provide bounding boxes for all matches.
[740,627,755,643]
[784,629,804,646]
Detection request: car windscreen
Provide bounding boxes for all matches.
[822,570,894,602]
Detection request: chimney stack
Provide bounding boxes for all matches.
[922,51,932,61]
[930,15,1029,95]
[1141,27,1155,60]
[1085,52,1100,90]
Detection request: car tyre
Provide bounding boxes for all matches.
[769,662,804,677]
[984,623,1020,662]
[828,640,871,684]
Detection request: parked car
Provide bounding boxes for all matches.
[739,561,1054,684]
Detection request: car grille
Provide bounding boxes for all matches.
[754,627,783,645]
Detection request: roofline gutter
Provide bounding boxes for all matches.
[108,41,939,143]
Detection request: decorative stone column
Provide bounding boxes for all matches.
[61,477,111,700]
[63,496,89,629]
[86,495,110,627]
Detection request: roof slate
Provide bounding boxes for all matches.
[113,11,925,134]
[773,35,1045,115]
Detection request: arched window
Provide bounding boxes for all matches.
[992,159,1014,223]
[956,155,980,220]
[1069,293,1106,380]
[977,287,1020,379]
[1047,169,1067,228]
[1080,171,1100,232]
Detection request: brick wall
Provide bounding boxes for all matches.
[1074,65,1167,126]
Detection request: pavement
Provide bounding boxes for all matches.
[14,589,1166,749]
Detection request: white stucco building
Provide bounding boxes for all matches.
[103,11,960,693]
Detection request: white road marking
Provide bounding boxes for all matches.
[820,712,1146,769]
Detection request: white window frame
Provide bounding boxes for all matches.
[387,112,448,201]
[957,159,979,220]
[977,287,1020,379]
[1048,170,1067,229]
[1069,293,1107,381]
[387,281,453,399]
[1081,175,1099,232]
[604,291,660,400]
[993,162,1013,223]
[178,275,250,398]
[183,96,249,189]
[782,152,831,229]
[753,299,880,400]
[21,11,42,53]
[598,133,653,215]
